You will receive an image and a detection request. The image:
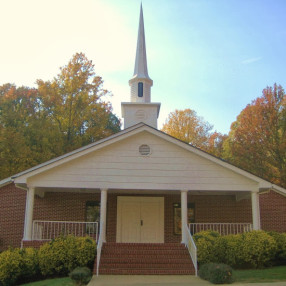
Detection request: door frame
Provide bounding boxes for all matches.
[116,196,164,243]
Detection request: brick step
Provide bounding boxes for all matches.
[102,248,188,255]
[96,243,195,275]
[100,262,193,269]
[101,257,192,264]
[102,243,185,250]
[99,268,195,275]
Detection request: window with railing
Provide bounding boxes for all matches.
[86,201,100,234]
[173,203,195,235]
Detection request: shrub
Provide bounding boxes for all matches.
[0,248,22,286]
[213,235,241,267]
[193,231,220,264]
[17,248,40,283]
[238,231,277,268]
[194,230,278,269]
[38,235,96,277]
[69,267,92,286]
[199,263,234,284]
[268,232,286,264]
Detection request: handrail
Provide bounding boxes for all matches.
[183,223,198,276]
[189,223,253,235]
[96,234,103,276]
[32,220,98,242]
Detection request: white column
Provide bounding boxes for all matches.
[99,188,108,242]
[251,190,261,230]
[23,187,35,240]
[181,190,188,243]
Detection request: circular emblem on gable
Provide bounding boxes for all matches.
[139,144,151,156]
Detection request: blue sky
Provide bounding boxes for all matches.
[0,0,285,134]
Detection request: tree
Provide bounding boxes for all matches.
[223,84,286,187]
[161,109,214,148]
[0,53,121,180]
[37,52,121,152]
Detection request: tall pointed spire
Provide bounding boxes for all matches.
[122,4,160,129]
[133,3,151,79]
[129,3,153,103]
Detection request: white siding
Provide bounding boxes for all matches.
[28,131,257,191]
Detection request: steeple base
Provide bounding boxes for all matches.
[121,102,161,129]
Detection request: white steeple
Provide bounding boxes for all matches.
[121,4,160,129]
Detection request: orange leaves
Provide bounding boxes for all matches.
[224,84,286,187]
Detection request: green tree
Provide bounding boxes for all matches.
[0,53,121,180]
[37,52,121,152]
[224,84,286,187]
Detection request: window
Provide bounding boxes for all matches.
[138,82,143,97]
[173,203,195,235]
[86,201,100,234]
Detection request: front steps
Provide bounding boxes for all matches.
[94,243,195,275]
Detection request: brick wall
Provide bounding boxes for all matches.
[0,183,26,251]
[105,193,253,243]
[260,190,286,232]
[1,183,286,250]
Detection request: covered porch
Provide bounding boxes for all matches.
[20,187,260,276]
[22,187,259,244]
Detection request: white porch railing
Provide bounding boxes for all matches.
[32,220,98,242]
[183,223,198,276]
[189,223,253,235]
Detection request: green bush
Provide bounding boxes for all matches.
[193,231,220,264]
[18,248,41,283]
[199,263,234,284]
[0,248,22,286]
[238,231,277,268]
[69,267,92,286]
[194,230,278,269]
[213,235,241,267]
[38,235,96,277]
[268,232,286,264]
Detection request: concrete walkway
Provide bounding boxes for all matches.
[88,275,286,286]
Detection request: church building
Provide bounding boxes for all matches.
[0,4,286,276]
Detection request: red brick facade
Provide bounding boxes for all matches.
[260,190,286,232]
[0,183,285,250]
[0,184,26,250]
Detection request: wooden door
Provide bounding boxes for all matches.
[116,197,164,243]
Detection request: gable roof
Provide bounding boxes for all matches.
[1,122,285,196]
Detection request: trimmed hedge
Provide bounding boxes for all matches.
[268,232,286,265]
[0,236,96,286]
[38,235,96,276]
[69,267,92,286]
[199,263,234,284]
[194,230,279,269]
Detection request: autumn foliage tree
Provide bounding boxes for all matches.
[161,108,226,157]
[37,52,121,152]
[223,84,286,187]
[161,109,213,148]
[0,53,121,180]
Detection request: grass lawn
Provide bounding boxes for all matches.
[234,265,286,283]
[20,277,74,286]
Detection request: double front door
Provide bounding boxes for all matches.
[116,196,164,243]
